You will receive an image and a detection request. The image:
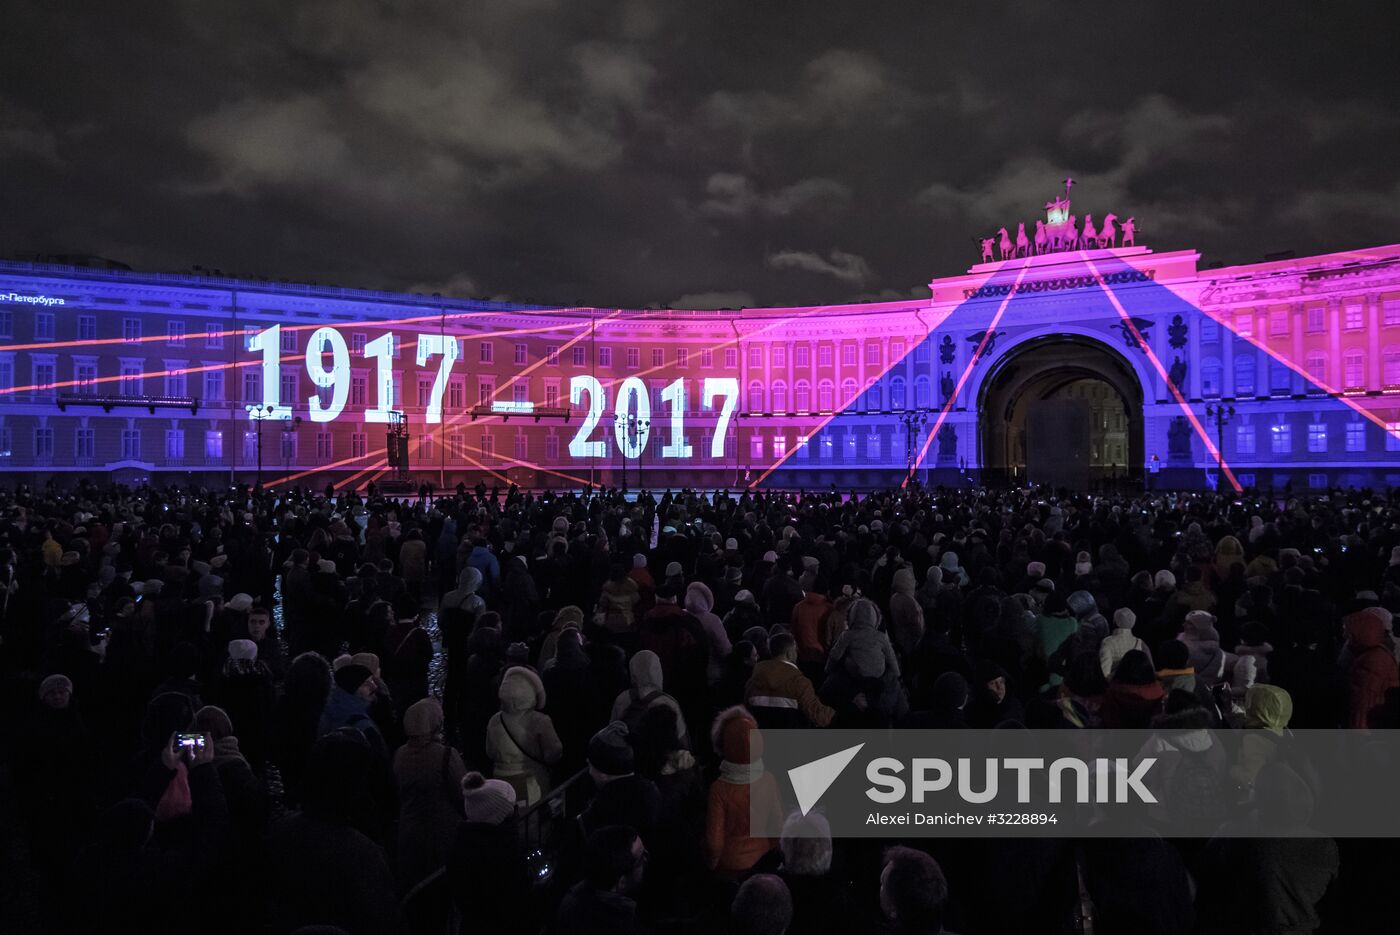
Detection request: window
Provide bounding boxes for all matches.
[351,374,366,407]
[514,431,528,460]
[1308,473,1329,489]
[34,427,54,460]
[1306,306,1325,333]
[1346,422,1366,452]
[0,311,11,338]
[747,381,764,412]
[1384,348,1400,385]
[1270,359,1292,394]
[794,345,809,368]
[542,345,558,366]
[167,321,186,346]
[280,327,297,353]
[1344,349,1364,387]
[512,381,529,404]
[1344,302,1364,330]
[818,345,832,367]
[818,380,834,411]
[545,433,559,460]
[201,323,222,349]
[677,348,688,369]
[475,341,492,364]
[33,359,56,397]
[1269,309,1289,337]
[750,434,764,460]
[279,430,296,463]
[891,341,905,360]
[1201,318,1219,342]
[841,378,858,406]
[420,434,433,462]
[1306,353,1327,387]
[866,433,881,460]
[1234,313,1253,338]
[161,429,183,461]
[796,435,809,459]
[315,433,333,462]
[1201,358,1221,398]
[795,381,810,412]
[478,380,494,406]
[1234,355,1256,396]
[0,357,10,400]
[891,377,906,409]
[544,382,559,408]
[867,343,881,366]
[844,433,857,460]
[701,349,713,368]
[865,382,882,410]
[1387,423,1400,452]
[513,343,527,365]
[124,318,141,342]
[239,368,259,403]
[121,428,141,460]
[1307,423,1327,453]
[772,435,786,458]
[724,348,737,369]
[915,342,930,364]
[351,332,367,356]
[1270,423,1292,454]
[842,344,857,367]
[71,315,97,344]
[205,430,223,461]
[75,360,98,395]
[280,370,297,404]
[76,427,95,461]
[1385,300,1400,327]
[562,345,579,367]
[651,348,663,368]
[772,382,788,412]
[351,432,367,458]
[774,346,787,369]
[32,313,55,341]
[599,347,613,368]
[165,368,187,398]
[417,378,433,409]
[749,347,763,369]
[1235,424,1255,456]
[820,435,833,460]
[480,432,495,460]
[915,377,931,408]
[625,348,639,369]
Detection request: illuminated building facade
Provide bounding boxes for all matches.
[0,222,1397,492]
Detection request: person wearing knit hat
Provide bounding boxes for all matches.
[39,673,73,709]
[226,592,253,613]
[587,720,634,779]
[459,771,518,825]
[578,721,664,841]
[725,537,739,552]
[191,559,211,578]
[762,550,779,564]
[1100,608,1151,679]
[331,653,353,671]
[706,706,783,877]
[320,663,380,744]
[227,639,258,663]
[1026,560,1047,579]
[538,604,586,668]
[351,652,381,677]
[395,698,468,885]
[1074,551,1093,577]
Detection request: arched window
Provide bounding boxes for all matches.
[772,381,788,413]
[914,377,931,408]
[841,378,858,407]
[1200,357,1221,398]
[864,382,881,410]
[795,380,811,413]
[817,380,834,412]
[890,376,906,410]
[747,381,764,413]
[1234,355,1255,396]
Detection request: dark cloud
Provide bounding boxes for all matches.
[1,1,1398,307]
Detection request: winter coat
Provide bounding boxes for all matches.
[686,582,732,684]
[393,738,466,887]
[1229,685,1294,789]
[267,813,407,935]
[446,821,532,935]
[1344,610,1399,729]
[1100,629,1152,679]
[319,687,385,755]
[826,609,900,681]
[485,667,562,804]
[888,567,925,657]
[399,538,427,583]
[705,707,782,877]
[745,659,834,727]
[1179,622,1232,688]
[790,591,833,665]
[609,650,689,746]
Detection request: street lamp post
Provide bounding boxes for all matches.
[612,412,650,495]
[1205,403,1235,489]
[244,403,279,489]
[281,415,302,485]
[900,411,930,487]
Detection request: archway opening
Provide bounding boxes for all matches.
[978,335,1144,491]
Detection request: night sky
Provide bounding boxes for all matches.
[3,1,1398,309]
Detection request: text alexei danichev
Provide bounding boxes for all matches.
[866,812,1060,826]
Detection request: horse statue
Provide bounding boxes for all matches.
[1121,217,1136,247]
[1015,222,1030,258]
[997,227,1012,261]
[1081,214,1098,249]
[1097,213,1118,249]
[1033,220,1047,255]
[979,237,995,263]
[1056,215,1078,251]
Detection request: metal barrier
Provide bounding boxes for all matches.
[516,767,589,851]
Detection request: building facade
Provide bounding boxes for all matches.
[0,231,1397,491]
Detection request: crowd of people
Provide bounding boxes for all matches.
[3,477,1400,934]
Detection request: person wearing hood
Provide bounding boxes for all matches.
[1343,607,1399,729]
[599,561,641,635]
[627,552,656,618]
[1033,590,1078,681]
[969,660,1025,728]
[499,554,539,641]
[1100,608,1152,678]
[1137,693,1229,833]
[823,597,902,721]
[888,566,925,666]
[686,580,732,685]
[1099,650,1165,729]
[610,648,690,746]
[900,671,971,729]
[486,666,562,805]
[542,627,602,773]
[1178,610,1233,689]
[394,698,467,887]
[723,588,764,643]
[319,663,386,758]
[1066,589,1109,649]
[939,550,969,588]
[539,604,585,668]
[383,603,433,715]
[1229,684,1295,790]
[705,706,783,878]
[441,565,486,616]
[1165,565,1217,627]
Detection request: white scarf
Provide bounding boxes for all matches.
[719,759,764,785]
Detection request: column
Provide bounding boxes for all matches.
[1222,325,1235,399]
[1367,293,1381,388]
[1291,303,1305,395]
[1186,314,1201,400]
[1327,298,1341,389]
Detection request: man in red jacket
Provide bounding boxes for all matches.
[1343,607,1398,729]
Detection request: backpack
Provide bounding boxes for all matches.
[621,689,665,736]
[1165,745,1226,830]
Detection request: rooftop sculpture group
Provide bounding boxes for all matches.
[979,178,1137,263]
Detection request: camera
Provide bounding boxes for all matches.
[175,733,206,752]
